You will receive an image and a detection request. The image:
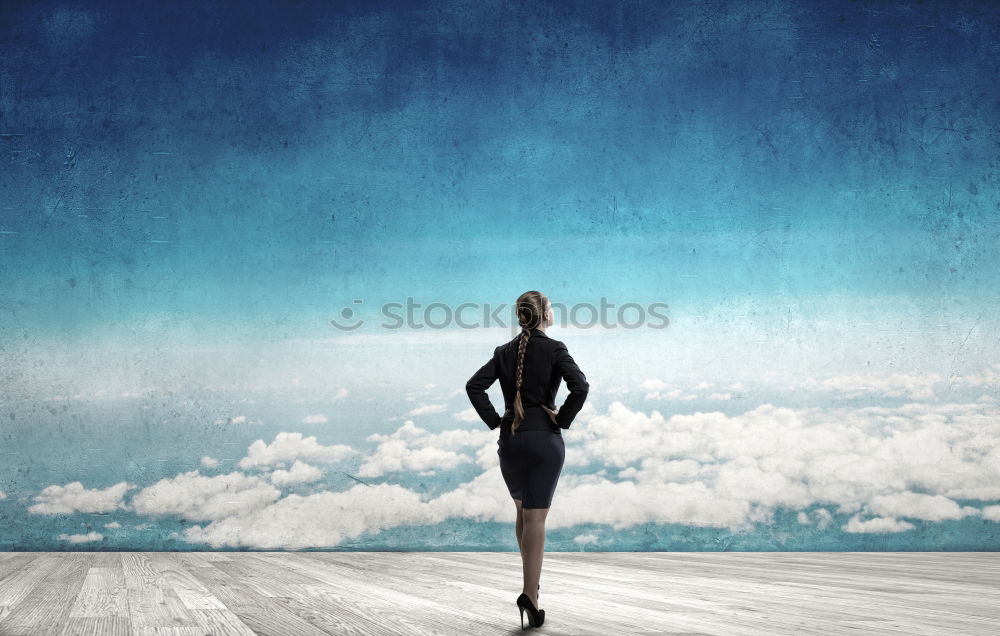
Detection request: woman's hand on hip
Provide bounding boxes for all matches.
[541,405,559,425]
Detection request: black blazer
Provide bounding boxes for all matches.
[465,328,590,432]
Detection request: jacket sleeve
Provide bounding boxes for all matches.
[465,347,502,430]
[552,342,589,429]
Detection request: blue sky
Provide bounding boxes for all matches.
[2,0,997,337]
[1,0,999,550]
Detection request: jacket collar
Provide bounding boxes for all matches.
[522,327,549,338]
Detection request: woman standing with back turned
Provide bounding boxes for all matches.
[465,290,590,629]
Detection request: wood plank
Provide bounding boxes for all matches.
[187,609,257,635]
[0,554,41,583]
[182,554,332,635]
[0,553,54,624]
[120,552,158,578]
[87,553,121,568]
[251,553,486,635]
[57,615,131,635]
[0,551,996,635]
[68,566,130,619]
[1,553,90,633]
[145,553,226,611]
[541,552,996,634]
[287,552,682,635]
[123,553,198,630]
[427,552,823,635]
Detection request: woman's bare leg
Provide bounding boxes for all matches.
[514,499,524,552]
[521,506,548,608]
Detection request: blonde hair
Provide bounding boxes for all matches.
[512,290,549,435]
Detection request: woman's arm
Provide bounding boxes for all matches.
[551,343,589,429]
[465,347,502,430]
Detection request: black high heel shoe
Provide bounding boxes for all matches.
[517,592,545,629]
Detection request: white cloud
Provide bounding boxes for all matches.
[407,403,447,416]
[179,418,560,548]
[793,363,1000,401]
[184,482,438,549]
[427,469,515,522]
[599,386,630,399]
[573,533,599,545]
[545,476,755,530]
[125,379,1000,548]
[566,399,1000,514]
[357,442,470,478]
[453,407,480,422]
[269,460,323,486]
[864,491,979,521]
[104,521,122,529]
[130,470,281,521]
[238,432,357,470]
[358,420,487,478]
[798,373,942,400]
[843,515,915,534]
[797,508,834,529]
[181,464,757,549]
[303,414,328,424]
[638,379,667,392]
[955,363,1000,389]
[706,392,733,400]
[29,481,135,515]
[360,392,1000,534]
[367,420,427,442]
[643,388,699,401]
[58,531,103,543]
[635,379,704,400]
[714,461,812,510]
[0,490,6,499]
[200,456,220,468]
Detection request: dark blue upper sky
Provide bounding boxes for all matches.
[1,0,997,339]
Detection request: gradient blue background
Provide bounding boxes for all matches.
[1,0,999,551]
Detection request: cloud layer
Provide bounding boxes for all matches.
[25,372,1000,548]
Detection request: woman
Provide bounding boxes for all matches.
[465,290,590,629]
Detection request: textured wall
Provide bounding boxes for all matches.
[1,0,999,550]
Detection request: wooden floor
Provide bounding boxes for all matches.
[0,551,997,635]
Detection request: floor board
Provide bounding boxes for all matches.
[0,552,996,635]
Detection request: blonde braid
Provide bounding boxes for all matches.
[511,292,546,434]
[512,326,531,435]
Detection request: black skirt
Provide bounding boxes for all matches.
[497,427,566,509]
